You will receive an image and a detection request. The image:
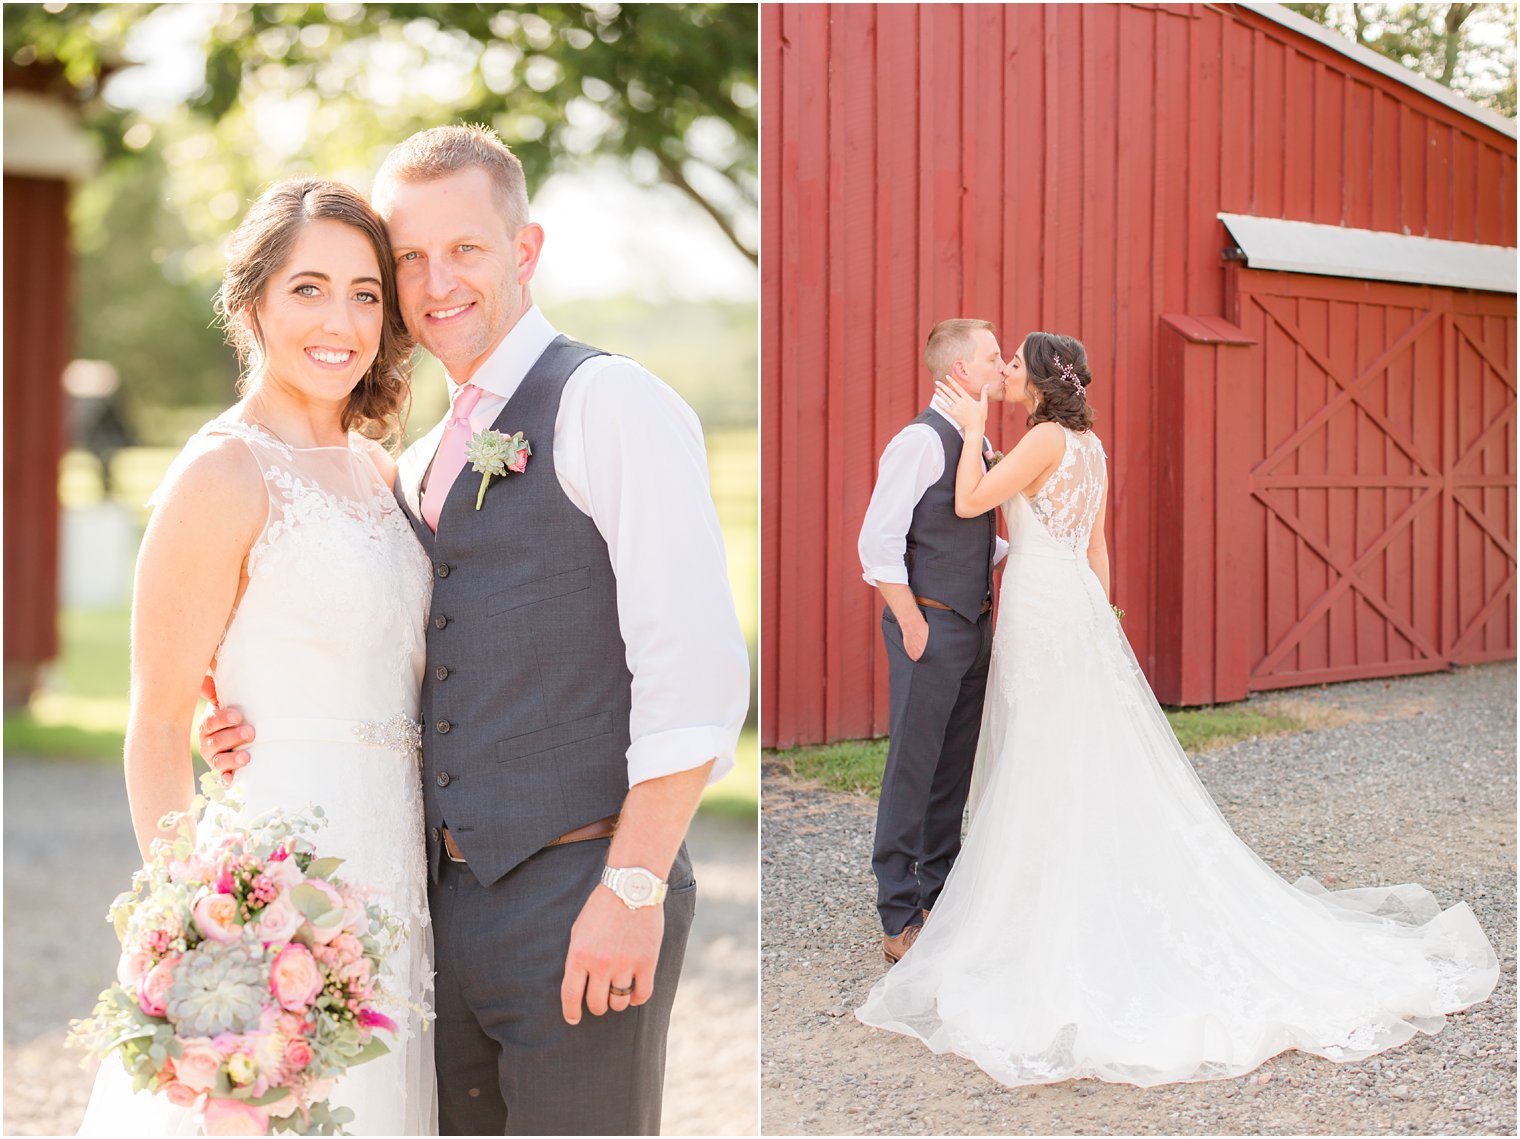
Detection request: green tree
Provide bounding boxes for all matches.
[1285,3,1517,116]
[4,3,757,260]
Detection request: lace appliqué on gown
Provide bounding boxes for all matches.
[78,417,439,1135]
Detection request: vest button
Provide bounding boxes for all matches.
[430,827,440,843]
[434,614,448,629]
[436,771,451,787]
[436,719,452,734]
[435,666,449,681]
[436,562,450,578]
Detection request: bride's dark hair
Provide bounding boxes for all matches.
[214,177,414,445]
[1020,331,1095,432]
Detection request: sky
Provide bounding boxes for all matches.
[101,4,756,304]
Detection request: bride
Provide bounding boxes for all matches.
[78,178,437,1134]
[856,330,1499,1087]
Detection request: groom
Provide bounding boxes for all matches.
[857,318,1007,964]
[203,125,748,1134]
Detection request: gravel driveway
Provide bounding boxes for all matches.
[2,758,758,1136]
[761,663,1516,1136]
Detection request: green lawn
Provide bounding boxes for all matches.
[766,704,1317,800]
[16,439,759,818]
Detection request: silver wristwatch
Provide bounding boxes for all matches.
[600,865,668,909]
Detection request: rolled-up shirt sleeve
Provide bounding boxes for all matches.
[859,424,943,587]
[557,357,749,788]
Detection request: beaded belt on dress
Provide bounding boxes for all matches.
[248,714,423,758]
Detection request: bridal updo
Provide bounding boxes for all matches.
[1020,331,1095,433]
[214,178,414,441]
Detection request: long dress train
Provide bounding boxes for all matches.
[78,418,439,1133]
[857,425,1498,1087]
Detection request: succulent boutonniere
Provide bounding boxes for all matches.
[465,429,531,509]
[984,449,1004,468]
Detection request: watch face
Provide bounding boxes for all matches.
[622,872,656,904]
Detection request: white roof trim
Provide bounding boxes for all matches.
[3,91,99,180]
[1239,3,1517,141]
[1220,213,1517,293]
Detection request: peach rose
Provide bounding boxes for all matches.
[162,1080,200,1109]
[269,944,323,1011]
[201,1097,269,1135]
[116,948,155,988]
[192,891,241,943]
[174,1038,224,1093]
[330,933,364,965]
[137,954,180,1017]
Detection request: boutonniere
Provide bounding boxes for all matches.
[984,449,1004,468]
[1111,604,1125,623]
[465,429,531,509]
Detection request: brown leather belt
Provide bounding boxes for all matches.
[915,594,993,615]
[442,814,619,864]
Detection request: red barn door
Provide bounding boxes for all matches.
[1217,270,1515,697]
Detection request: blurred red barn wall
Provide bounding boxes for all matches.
[761,2,1517,748]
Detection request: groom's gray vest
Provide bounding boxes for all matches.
[400,336,632,887]
[906,410,996,622]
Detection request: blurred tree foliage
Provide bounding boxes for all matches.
[1284,3,1516,116]
[4,3,757,432]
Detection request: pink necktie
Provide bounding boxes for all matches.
[421,384,485,532]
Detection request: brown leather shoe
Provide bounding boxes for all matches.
[883,922,923,964]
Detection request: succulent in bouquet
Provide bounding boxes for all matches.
[70,772,410,1135]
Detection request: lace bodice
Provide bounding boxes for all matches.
[1020,427,1107,556]
[161,417,433,725]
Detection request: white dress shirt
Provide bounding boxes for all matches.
[858,404,1009,587]
[398,305,748,788]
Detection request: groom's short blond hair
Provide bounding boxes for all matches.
[925,318,997,380]
[373,123,531,231]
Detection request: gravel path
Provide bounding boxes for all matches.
[2,758,758,1136]
[761,663,1517,1136]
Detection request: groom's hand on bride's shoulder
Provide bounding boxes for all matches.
[198,703,254,785]
[559,885,664,1026]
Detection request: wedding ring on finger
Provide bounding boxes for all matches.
[609,981,634,1004]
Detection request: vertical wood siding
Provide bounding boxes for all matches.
[3,175,70,700]
[762,2,1518,747]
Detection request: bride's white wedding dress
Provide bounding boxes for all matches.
[857,425,1499,1087]
[79,418,438,1134]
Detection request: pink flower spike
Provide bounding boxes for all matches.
[357,1008,398,1034]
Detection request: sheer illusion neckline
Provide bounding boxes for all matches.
[218,416,359,453]
[1019,424,1095,504]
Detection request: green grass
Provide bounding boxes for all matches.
[699,729,759,818]
[767,705,1317,799]
[4,607,131,761]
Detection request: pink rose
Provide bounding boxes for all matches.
[269,944,323,1011]
[162,1079,201,1109]
[175,1038,224,1093]
[330,933,364,964]
[264,858,303,889]
[338,956,373,988]
[193,891,242,943]
[277,1011,306,1037]
[116,948,155,988]
[508,450,528,474]
[137,954,180,1017]
[255,893,303,944]
[201,1097,269,1135]
[284,1036,312,1071]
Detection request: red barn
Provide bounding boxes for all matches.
[761,2,1517,748]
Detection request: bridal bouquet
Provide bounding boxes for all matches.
[70,773,405,1135]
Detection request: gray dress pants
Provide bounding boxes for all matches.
[430,837,696,1135]
[872,605,992,937]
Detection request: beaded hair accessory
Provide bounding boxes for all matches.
[1052,353,1083,397]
